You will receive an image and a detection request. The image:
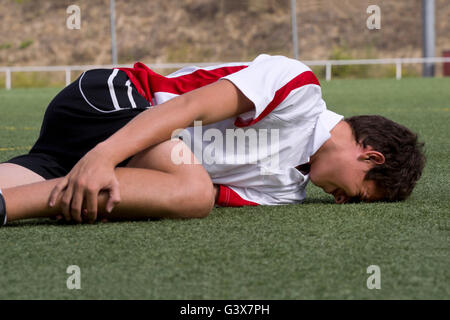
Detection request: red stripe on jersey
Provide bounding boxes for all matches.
[148,65,248,95]
[216,185,259,207]
[118,62,248,103]
[234,70,320,127]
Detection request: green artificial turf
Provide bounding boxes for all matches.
[0,78,449,299]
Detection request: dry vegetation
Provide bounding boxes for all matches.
[0,0,449,68]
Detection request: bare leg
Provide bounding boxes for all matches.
[4,167,213,222]
[0,163,45,188]
[2,140,216,223]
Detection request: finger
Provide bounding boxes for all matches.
[70,183,84,223]
[85,187,98,224]
[60,182,74,222]
[106,181,121,213]
[49,178,68,207]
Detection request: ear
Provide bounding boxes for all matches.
[358,150,385,165]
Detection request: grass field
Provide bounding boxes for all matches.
[0,78,449,300]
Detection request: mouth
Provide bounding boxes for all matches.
[325,187,338,196]
[328,188,347,203]
[322,186,345,199]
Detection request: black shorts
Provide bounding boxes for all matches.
[4,69,151,179]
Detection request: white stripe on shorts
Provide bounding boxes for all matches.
[107,69,121,110]
[125,80,137,109]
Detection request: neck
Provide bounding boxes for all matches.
[309,120,351,165]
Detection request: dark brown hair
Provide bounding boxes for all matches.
[344,115,425,202]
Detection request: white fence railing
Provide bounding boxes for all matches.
[1,57,450,90]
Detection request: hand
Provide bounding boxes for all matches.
[48,146,121,223]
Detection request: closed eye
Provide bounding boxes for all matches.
[348,193,364,203]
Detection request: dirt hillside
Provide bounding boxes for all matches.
[0,0,449,66]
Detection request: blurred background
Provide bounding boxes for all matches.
[0,0,449,87]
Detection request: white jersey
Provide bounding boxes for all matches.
[120,54,343,206]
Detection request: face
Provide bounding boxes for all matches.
[309,144,384,204]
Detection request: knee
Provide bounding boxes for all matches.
[126,140,215,218]
[176,179,215,219]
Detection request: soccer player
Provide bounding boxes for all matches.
[0,54,425,226]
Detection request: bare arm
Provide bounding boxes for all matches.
[101,79,253,165]
[49,79,254,222]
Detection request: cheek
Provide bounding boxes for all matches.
[335,167,363,194]
[321,164,351,190]
[335,166,353,184]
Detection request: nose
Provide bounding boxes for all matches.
[334,194,348,204]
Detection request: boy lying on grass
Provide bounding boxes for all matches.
[0,54,425,225]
